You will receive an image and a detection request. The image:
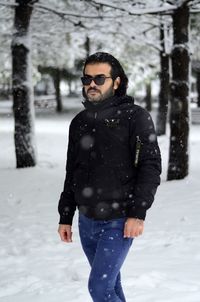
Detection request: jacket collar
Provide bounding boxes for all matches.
[82,95,134,112]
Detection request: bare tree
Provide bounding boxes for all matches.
[167,2,190,180]
[156,22,170,135]
[11,0,38,168]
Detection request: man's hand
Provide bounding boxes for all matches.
[58,224,73,243]
[124,218,144,238]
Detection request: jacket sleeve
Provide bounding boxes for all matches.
[127,107,162,220]
[58,122,77,225]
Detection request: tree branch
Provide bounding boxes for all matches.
[190,8,200,13]
[192,0,200,4]
[131,35,162,52]
[85,0,176,16]
[176,0,195,7]
[32,3,123,19]
[32,6,85,27]
[189,0,200,6]
[0,1,17,7]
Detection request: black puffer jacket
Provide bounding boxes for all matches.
[58,95,161,225]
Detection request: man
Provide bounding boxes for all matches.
[58,52,161,302]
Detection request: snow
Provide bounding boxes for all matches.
[0,1,17,7]
[1,102,200,302]
[172,43,190,51]
[12,35,31,50]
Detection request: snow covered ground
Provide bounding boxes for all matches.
[0,102,200,302]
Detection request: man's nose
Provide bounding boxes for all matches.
[89,80,96,87]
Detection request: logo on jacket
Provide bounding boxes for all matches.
[104,118,120,128]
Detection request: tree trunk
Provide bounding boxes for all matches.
[68,80,72,95]
[167,4,190,180]
[12,0,37,168]
[197,72,200,107]
[53,68,63,112]
[156,26,170,136]
[85,36,90,57]
[145,82,152,112]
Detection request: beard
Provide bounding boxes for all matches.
[83,85,115,103]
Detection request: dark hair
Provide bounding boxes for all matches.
[83,52,128,97]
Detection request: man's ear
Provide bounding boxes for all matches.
[113,77,121,90]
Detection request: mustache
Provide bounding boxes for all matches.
[87,87,100,93]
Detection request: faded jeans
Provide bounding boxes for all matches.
[78,212,133,302]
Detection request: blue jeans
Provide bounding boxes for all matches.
[78,212,133,302]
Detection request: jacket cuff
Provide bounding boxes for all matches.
[127,206,147,220]
[59,214,73,225]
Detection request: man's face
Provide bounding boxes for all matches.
[83,63,120,102]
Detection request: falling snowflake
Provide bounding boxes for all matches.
[80,135,94,149]
[82,187,93,198]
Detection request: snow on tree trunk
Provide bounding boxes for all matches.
[167,4,190,180]
[12,0,37,168]
[156,25,170,136]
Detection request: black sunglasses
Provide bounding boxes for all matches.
[81,75,112,86]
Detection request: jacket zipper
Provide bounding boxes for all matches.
[134,135,141,167]
[87,111,97,183]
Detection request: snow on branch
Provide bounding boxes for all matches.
[32,3,123,20]
[175,0,200,8]
[85,0,177,16]
[176,0,194,7]
[142,24,159,35]
[0,0,17,7]
[131,35,162,52]
[190,0,200,5]
[190,8,200,13]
